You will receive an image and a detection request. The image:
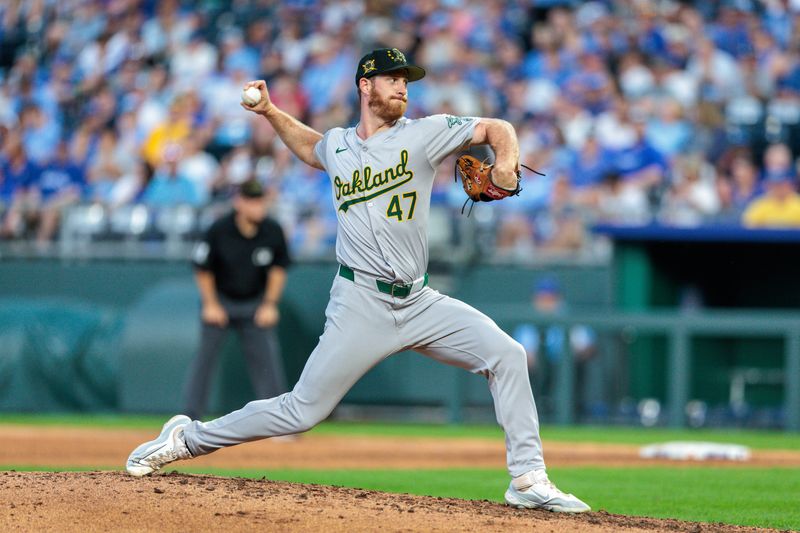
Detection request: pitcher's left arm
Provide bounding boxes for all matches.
[470,119,520,189]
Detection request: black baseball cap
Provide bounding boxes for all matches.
[238,178,265,198]
[355,48,426,87]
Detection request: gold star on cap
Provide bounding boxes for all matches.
[362,59,376,75]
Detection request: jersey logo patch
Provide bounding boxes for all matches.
[335,147,348,153]
[446,115,473,128]
[192,242,210,264]
[334,149,414,213]
[252,247,274,266]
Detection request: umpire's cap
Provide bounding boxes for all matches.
[238,178,265,198]
[355,48,426,87]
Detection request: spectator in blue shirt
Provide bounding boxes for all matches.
[607,117,668,191]
[708,7,752,59]
[567,136,610,190]
[141,147,201,207]
[19,104,61,165]
[0,160,17,208]
[300,36,353,114]
[25,140,85,243]
[775,59,800,96]
[645,99,692,159]
[0,156,20,238]
[31,142,85,201]
[0,132,40,238]
[221,29,260,78]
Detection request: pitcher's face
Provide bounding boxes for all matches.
[367,72,408,122]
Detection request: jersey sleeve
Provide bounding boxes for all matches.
[421,114,479,168]
[313,129,333,173]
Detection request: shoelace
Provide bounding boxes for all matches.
[536,477,575,498]
[145,439,190,467]
[538,478,558,491]
[145,447,180,467]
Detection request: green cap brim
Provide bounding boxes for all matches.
[380,65,426,82]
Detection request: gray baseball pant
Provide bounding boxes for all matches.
[183,274,545,476]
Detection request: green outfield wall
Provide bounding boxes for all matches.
[0,257,791,428]
[0,258,608,418]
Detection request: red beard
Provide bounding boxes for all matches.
[368,88,406,122]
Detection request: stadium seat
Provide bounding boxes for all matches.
[154,204,198,255]
[154,204,197,238]
[765,99,800,149]
[109,204,151,240]
[724,95,764,146]
[59,204,108,252]
[197,202,231,232]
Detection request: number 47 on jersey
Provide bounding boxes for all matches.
[386,191,417,221]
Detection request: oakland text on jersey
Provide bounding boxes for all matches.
[334,149,414,212]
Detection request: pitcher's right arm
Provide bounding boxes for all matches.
[241,80,324,170]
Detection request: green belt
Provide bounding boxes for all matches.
[338,264,428,298]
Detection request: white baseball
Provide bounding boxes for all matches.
[241,86,262,106]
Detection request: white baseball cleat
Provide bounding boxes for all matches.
[504,469,591,513]
[126,415,193,477]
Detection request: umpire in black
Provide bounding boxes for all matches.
[184,178,290,420]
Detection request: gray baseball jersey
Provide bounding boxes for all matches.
[313,114,476,282]
[182,113,546,479]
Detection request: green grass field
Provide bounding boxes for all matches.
[2,415,799,530]
[2,413,799,450]
[181,466,800,530]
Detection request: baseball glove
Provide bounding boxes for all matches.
[454,155,542,215]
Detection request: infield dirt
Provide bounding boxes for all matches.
[0,471,783,533]
[2,424,799,469]
[0,424,796,532]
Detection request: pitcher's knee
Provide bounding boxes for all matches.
[495,339,529,374]
[291,418,316,434]
[274,391,334,434]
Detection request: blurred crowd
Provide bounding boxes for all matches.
[3,0,800,258]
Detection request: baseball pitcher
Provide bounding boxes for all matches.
[126,48,590,513]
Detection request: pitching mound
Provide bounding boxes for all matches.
[0,471,778,532]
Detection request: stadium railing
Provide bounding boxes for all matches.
[481,306,800,431]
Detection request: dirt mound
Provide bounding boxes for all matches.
[0,471,778,532]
